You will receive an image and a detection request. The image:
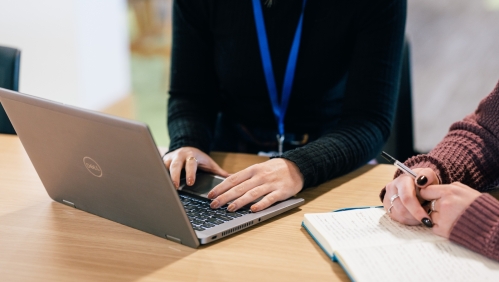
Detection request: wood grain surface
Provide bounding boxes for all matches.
[0,134,397,281]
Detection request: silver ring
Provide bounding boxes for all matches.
[186,156,198,163]
[431,199,437,212]
[390,194,400,205]
[388,204,394,214]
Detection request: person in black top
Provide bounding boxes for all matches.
[164,0,407,212]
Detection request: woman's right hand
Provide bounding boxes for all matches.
[383,168,439,225]
[163,146,229,189]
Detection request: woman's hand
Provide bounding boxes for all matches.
[207,158,304,212]
[383,168,439,225]
[420,182,481,238]
[163,147,229,189]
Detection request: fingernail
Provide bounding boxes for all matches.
[416,175,428,186]
[421,217,433,228]
[227,203,237,212]
[207,191,215,199]
[210,199,220,209]
[250,205,258,213]
[187,177,193,186]
[173,181,179,189]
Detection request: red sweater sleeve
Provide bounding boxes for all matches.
[397,79,499,190]
[449,194,499,261]
[380,80,499,201]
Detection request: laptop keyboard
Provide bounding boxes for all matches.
[179,193,251,231]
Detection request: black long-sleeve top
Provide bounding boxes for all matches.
[168,0,407,188]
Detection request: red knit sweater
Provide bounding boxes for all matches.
[391,80,499,261]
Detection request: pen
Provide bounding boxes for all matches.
[380,151,433,228]
[380,151,427,186]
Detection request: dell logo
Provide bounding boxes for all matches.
[83,157,103,177]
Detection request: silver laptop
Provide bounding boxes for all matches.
[0,88,304,248]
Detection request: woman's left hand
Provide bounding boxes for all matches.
[207,158,304,212]
[420,182,481,238]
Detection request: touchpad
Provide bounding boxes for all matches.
[179,172,225,199]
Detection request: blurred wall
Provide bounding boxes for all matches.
[0,0,131,111]
[407,0,499,152]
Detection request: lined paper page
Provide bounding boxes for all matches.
[304,208,442,250]
[337,241,499,282]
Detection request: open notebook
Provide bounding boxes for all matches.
[302,207,499,282]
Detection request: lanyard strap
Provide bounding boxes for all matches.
[251,0,307,138]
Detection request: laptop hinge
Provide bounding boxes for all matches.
[62,199,75,208]
[166,235,181,244]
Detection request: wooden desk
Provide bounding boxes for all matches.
[0,134,396,281]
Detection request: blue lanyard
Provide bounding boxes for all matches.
[251,0,307,154]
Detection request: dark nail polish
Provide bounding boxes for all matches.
[421,217,433,228]
[416,175,428,186]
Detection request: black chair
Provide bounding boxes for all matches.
[377,39,418,163]
[0,45,21,134]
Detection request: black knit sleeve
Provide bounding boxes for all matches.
[279,0,407,188]
[167,0,220,153]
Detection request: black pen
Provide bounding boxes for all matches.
[380,151,433,228]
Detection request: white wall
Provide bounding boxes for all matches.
[0,0,130,110]
[407,0,499,152]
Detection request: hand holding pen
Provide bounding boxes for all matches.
[380,151,439,228]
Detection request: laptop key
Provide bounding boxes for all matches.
[192,219,204,225]
[180,193,251,230]
[202,222,216,228]
[226,212,242,218]
[213,215,232,221]
[206,212,218,217]
[193,226,205,231]
[197,214,209,220]
[206,218,224,225]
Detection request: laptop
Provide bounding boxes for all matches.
[0,88,304,248]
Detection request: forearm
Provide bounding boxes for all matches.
[293,0,405,188]
[282,118,388,188]
[395,82,499,191]
[449,193,499,262]
[396,131,498,190]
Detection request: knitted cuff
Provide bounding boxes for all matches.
[393,157,445,185]
[449,194,499,261]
